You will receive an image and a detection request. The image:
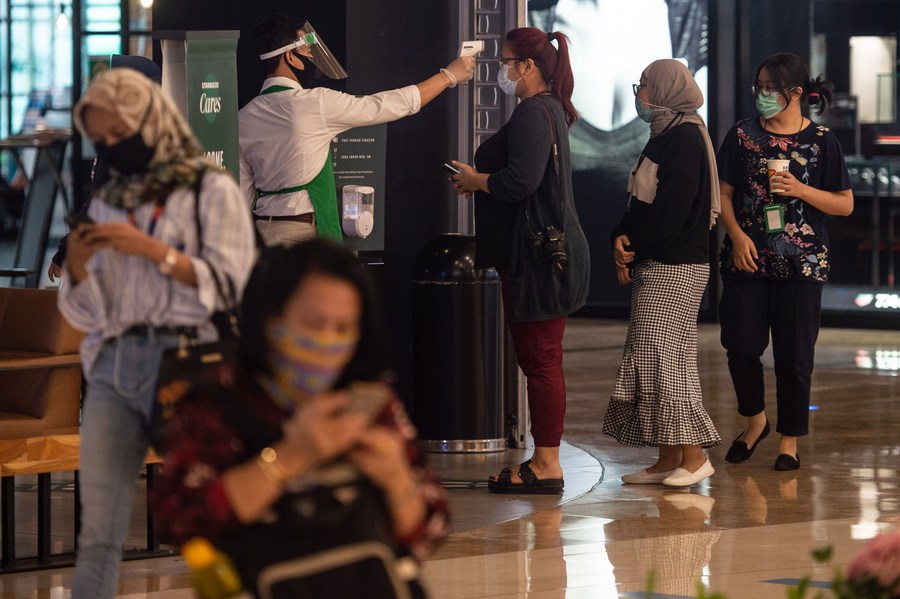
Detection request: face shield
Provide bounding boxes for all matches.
[258,21,348,80]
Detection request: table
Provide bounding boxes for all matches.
[0,129,72,215]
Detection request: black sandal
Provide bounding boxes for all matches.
[487,459,564,495]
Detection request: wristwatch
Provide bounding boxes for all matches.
[158,247,178,276]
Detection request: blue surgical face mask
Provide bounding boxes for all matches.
[497,64,520,96]
[635,96,654,123]
[756,93,785,119]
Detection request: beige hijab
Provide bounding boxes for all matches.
[642,59,721,228]
[73,68,211,210]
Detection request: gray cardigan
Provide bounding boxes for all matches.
[476,95,590,323]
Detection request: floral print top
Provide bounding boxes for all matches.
[717,117,851,282]
[152,363,450,562]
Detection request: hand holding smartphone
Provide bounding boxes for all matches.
[66,213,95,230]
[344,382,392,418]
[295,382,393,487]
[442,162,461,175]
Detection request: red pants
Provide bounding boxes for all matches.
[499,270,568,447]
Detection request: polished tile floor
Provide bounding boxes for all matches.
[1,318,898,598]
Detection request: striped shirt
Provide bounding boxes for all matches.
[58,170,256,375]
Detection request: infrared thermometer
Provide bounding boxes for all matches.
[459,40,485,57]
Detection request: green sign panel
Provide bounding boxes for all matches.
[184,39,239,177]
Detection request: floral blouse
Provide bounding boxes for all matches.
[717,117,851,282]
[152,363,449,562]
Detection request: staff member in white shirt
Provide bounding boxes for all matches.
[240,14,475,246]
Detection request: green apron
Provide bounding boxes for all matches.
[254,85,342,242]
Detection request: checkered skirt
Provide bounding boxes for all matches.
[603,260,721,448]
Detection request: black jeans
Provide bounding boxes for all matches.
[718,276,823,437]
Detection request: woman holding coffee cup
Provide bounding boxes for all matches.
[716,52,853,471]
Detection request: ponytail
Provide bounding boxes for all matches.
[505,27,579,127]
[546,31,578,127]
[806,74,834,115]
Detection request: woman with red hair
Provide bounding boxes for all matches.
[451,27,590,494]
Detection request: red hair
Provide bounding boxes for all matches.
[505,27,578,127]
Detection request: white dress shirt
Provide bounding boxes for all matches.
[58,170,257,375]
[238,77,421,217]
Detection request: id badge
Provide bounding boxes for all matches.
[764,203,785,233]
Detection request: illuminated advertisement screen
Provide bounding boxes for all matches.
[528,0,710,309]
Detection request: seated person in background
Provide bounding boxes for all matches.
[153,239,449,598]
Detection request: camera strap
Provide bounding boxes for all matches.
[525,96,566,234]
[529,95,559,178]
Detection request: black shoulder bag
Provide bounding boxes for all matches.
[152,169,241,452]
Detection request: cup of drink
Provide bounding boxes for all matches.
[767,159,790,194]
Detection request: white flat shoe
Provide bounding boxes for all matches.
[621,468,675,484]
[662,459,715,487]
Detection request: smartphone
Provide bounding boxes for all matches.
[442,162,461,175]
[66,213,95,229]
[344,382,392,418]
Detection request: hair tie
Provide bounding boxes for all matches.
[808,92,820,100]
[547,32,555,44]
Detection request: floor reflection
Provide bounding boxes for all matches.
[1,320,898,598]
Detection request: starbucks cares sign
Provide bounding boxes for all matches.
[199,73,222,124]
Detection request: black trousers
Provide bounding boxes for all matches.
[718,276,823,437]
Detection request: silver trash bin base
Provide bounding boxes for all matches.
[421,438,507,453]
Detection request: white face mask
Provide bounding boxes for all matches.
[497,64,520,96]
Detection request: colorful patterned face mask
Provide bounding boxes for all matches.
[264,320,359,404]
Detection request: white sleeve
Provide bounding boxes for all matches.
[57,200,107,332]
[191,172,257,313]
[239,150,258,211]
[318,85,422,134]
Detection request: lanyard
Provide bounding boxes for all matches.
[127,200,165,236]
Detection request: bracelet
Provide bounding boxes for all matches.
[257,446,287,488]
[440,68,457,88]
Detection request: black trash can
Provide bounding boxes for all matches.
[412,234,505,452]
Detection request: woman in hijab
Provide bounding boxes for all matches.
[60,68,256,598]
[603,59,721,488]
[48,54,163,282]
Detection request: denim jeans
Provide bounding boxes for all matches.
[72,330,180,599]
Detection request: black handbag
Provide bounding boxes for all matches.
[152,169,242,452]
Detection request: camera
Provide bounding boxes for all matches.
[529,225,569,273]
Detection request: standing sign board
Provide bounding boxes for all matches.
[331,123,387,251]
[155,30,240,178]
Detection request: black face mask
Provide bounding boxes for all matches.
[95,131,155,176]
[287,51,307,82]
